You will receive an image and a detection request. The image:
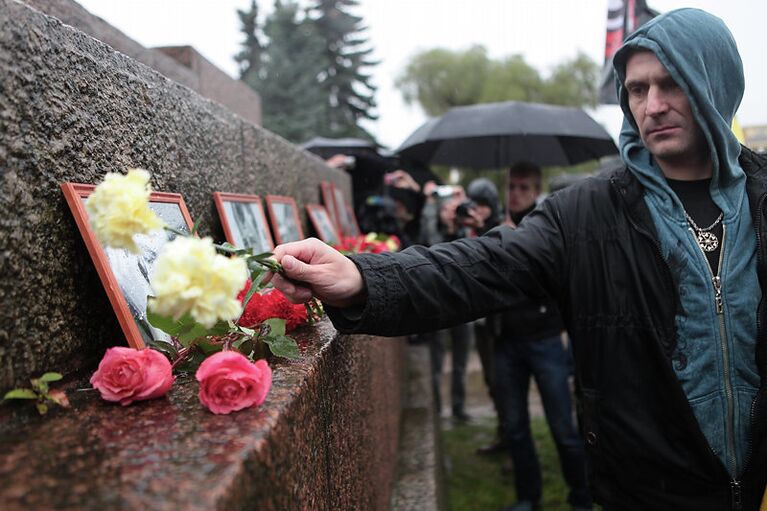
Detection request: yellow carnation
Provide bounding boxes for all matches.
[85,169,165,253]
[149,236,248,328]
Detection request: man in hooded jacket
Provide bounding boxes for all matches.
[269,9,767,510]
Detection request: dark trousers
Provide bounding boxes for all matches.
[427,322,473,415]
[474,318,504,433]
[495,335,591,508]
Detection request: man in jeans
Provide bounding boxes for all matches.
[495,162,590,511]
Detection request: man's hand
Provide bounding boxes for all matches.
[267,238,366,308]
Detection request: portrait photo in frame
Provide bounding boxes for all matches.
[61,182,194,349]
[264,195,305,244]
[213,192,274,254]
[332,184,353,237]
[305,204,341,245]
[320,181,339,232]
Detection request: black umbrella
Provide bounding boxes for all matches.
[301,137,379,159]
[396,101,618,168]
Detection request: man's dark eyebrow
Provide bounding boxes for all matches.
[624,79,645,89]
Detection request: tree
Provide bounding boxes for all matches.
[248,1,327,142]
[540,52,600,108]
[310,0,378,138]
[480,54,544,104]
[396,45,491,117]
[235,0,263,85]
[396,47,600,115]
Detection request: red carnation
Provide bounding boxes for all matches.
[237,282,307,332]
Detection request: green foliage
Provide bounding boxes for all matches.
[236,0,378,142]
[3,372,70,415]
[397,46,491,117]
[235,0,263,84]
[4,389,37,400]
[260,318,300,359]
[246,0,328,142]
[397,47,600,117]
[311,0,378,138]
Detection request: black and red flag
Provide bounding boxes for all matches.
[598,0,659,104]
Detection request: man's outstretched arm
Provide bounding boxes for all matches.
[269,199,568,337]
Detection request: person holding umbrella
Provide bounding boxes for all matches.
[268,9,767,511]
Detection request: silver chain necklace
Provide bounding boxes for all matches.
[684,210,723,252]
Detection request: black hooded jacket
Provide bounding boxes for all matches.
[328,148,767,510]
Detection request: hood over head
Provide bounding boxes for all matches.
[613,8,745,217]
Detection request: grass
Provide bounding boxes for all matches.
[442,416,570,511]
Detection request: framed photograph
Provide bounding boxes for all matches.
[320,181,339,232]
[346,204,361,237]
[332,184,354,237]
[61,182,193,349]
[305,204,341,245]
[213,192,274,254]
[264,195,305,244]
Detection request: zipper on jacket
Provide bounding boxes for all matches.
[730,479,742,510]
[691,225,738,475]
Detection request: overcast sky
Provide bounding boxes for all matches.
[77,0,767,149]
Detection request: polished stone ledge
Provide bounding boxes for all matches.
[0,319,407,511]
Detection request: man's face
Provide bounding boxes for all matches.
[624,51,707,165]
[507,175,538,214]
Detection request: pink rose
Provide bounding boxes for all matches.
[90,347,175,406]
[195,351,272,415]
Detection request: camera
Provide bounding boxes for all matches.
[431,185,456,198]
[455,200,477,218]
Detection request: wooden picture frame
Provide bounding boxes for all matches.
[346,204,361,237]
[332,184,353,237]
[264,195,305,244]
[320,181,339,232]
[213,192,274,254]
[305,204,341,245]
[61,182,194,349]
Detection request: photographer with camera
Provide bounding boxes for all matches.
[416,181,475,421]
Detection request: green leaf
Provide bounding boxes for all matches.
[177,322,210,345]
[207,320,232,337]
[147,308,184,335]
[263,318,286,337]
[40,372,63,383]
[30,379,48,394]
[238,326,256,337]
[4,388,38,400]
[36,403,49,415]
[191,216,204,236]
[262,335,300,359]
[240,279,261,311]
[146,340,178,361]
[196,338,224,355]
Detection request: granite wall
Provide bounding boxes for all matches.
[0,0,345,390]
[0,1,411,508]
[23,0,263,126]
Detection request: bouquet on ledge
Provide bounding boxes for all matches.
[332,232,401,254]
[84,169,322,414]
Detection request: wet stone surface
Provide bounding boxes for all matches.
[0,0,350,390]
[0,319,407,511]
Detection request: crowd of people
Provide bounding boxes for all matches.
[293,8,767,511]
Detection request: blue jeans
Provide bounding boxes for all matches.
[495,335,591,508]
